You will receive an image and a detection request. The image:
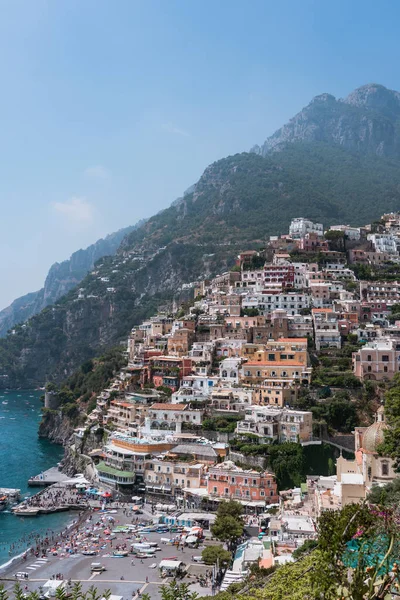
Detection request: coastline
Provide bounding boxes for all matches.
[0,508,91,579]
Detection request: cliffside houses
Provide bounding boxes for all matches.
[80,213,400,515]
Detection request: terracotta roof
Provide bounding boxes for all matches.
[151,403,187,411]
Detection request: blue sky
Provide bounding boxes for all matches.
[1,0,400,308]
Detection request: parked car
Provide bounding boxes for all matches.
[90,563,106,572]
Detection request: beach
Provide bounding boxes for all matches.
[0,502,214,600]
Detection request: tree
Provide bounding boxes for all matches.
[211,515,244,550]
[216,500,244,519]
[202,544,231,566]
[367,477,400,506]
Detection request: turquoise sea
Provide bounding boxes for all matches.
[0,390,73,566]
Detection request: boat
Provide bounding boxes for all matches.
[0,496,7,511]
[113,550,128,557]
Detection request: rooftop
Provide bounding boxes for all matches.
[151,403,187,411]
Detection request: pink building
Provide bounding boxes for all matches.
[353,338,400,381]
[207,461,278,505]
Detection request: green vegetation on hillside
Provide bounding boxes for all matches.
[3,140,400,388]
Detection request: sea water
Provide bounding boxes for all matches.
[0,390,73,565]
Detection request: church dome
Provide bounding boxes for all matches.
[362,406,388,453]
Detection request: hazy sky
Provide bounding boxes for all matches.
[1,0,400,309]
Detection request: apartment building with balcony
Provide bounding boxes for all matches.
[210,387,253,414]
[236,405,313,444]
[242,291,310,317]
[312,308,341,350]
[240,338,311,387]
[146,403,203,433]
[207,461,278,505]
[145,458,205,499]
[360,281,400,304]
[289,218,323,239]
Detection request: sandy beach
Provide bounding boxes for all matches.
[0,502,214,600]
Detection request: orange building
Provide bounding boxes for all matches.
[207,461,278,504]
[241,338,312,389]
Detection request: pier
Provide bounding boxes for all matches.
[28,467,70,487]
[13,477,90,517]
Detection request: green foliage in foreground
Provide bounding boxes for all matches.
[378,373,400,470]
[0,581,199,600]
[209,503,400,600]
[368,477,400,506]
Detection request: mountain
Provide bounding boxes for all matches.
[1,83,400,388]
[0,223,144,338]
[252,83,400,157]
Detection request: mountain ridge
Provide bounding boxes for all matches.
[252,83,400,157]
[1,83,400,387]
[0,222,145,337]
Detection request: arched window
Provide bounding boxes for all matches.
[230,371,236,378]
[381,461,389,476]
[222,370,227,378]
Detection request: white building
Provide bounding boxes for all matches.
[289,218,323,239]
[367,233,398,255]
[236,405,313,444]
[329,225,361,241]
[242,292,310,316]
[219,357,242,384]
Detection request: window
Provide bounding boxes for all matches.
[260,490,265,497]
[367,355,372,362]
[213,487,217,493]
[244,478,248,485]
[268,354,275,361]
[225,488,229,495]
[231,477,235,483]
[384,366,388,373]
[381,462,389,476]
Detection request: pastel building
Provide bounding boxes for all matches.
[207,461,278,505]
[352,338,400,381]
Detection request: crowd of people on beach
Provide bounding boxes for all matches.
[18,484,88,511]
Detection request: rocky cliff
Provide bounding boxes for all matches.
[252,84,400,158]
